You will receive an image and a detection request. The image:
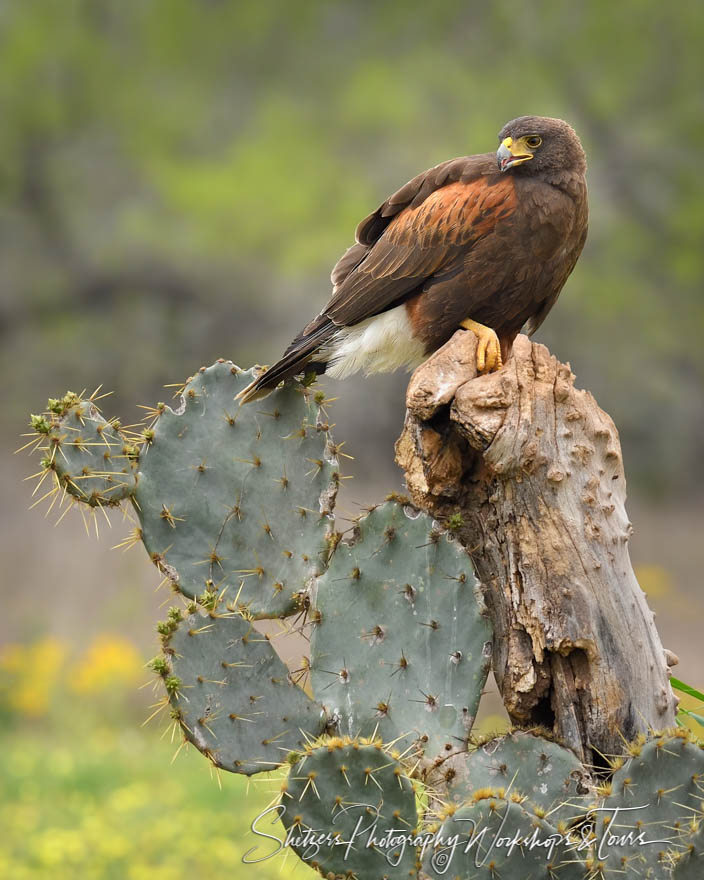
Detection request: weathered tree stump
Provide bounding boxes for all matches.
[396,331,678,762]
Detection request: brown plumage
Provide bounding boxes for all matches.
[238,115,588,403]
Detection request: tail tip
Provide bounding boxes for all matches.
[235,372,273,405]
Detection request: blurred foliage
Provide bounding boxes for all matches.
[0,728,316,879]
[69,634,143,696]
[0,633,313,878]
[1,1,702,500]
[0,637,67,720]
[0,634,143,725]
[635,563,674,598]
[671,678,704,736]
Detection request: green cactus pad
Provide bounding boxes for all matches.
[673,817,704,879]
[422,793,584,879]
[446,731,590,825]
[134,362,339,617]
[30,392,137,506]
[311,499,492,760]
[161,611,327,775]
[593,730,704,878]
[281,737,419,879]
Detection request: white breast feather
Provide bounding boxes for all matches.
[323,305,427,381]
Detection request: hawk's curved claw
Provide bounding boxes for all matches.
[459,318,503,374]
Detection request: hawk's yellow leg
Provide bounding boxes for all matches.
[459,318,503,373]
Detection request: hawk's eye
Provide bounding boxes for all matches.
[525,135,542,149]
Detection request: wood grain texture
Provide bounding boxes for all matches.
[396,333,678,761]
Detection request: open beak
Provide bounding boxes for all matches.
[497,137,533,172]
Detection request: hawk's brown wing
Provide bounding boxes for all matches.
[320,153,514,330]
[355,154,494,244]
[238,154,516,402]
[327,155,491,292]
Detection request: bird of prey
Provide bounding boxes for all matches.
[237,115,588,404]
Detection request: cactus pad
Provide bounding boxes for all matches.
[281,737,419,878]
[673,816,704,878]
[446,731,589,823]
[27,367,340,617]
[160,611,327,775]
[134,363,339,617]
[422,792,584,879]
[29,392,137,506]
[592,729,704,877]
[311,499,492,759]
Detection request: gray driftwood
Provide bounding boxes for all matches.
[396,331,678,762]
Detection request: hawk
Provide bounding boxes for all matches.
[238,115,588,404]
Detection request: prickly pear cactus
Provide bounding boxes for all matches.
[421,790,583,880]
[27,392,138,507]
[590,729,704,878]
[311,499,492,761]
[446,730,588,822]
[416,728,704,879]
[415,731,588,879]
[26,363,340,617]
[281,736,420,879]
[25,364,704,880]
[133,363,339,617]
[157,610,327,774]
[673,816,704,878]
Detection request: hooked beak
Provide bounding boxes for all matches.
[497,136,533,172]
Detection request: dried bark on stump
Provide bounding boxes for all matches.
[396,331,678,762]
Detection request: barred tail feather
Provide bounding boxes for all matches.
[236,319,335,404]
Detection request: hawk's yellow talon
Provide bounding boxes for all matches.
[459,318,502,374]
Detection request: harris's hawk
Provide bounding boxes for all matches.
[238,115,588,403]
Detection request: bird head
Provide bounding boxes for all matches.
[496,116,586,175]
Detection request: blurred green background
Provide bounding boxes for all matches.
[1,1,703,877]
